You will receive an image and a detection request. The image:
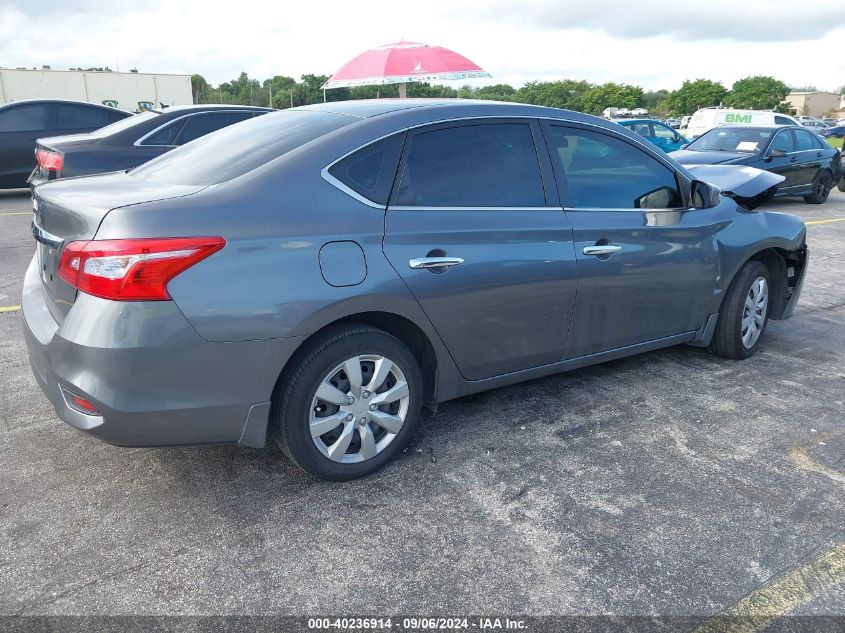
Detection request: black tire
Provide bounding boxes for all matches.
[269,325,423,481]
[708,259,771,360]
[804,170,833,204]
[837,176,845,193]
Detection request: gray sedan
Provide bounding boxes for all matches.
[23,100,808,480]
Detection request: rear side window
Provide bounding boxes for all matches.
[52,104,111,130]
[328,133,404,205]
[0,104,50,132]
[395,123,545,207]
[141,119,184,146]
[546,125,682,209]
[794,129,817,151]
[175,111,255,145]
[774,116,794,125]
[130,110,354,185]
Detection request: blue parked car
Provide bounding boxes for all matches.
[615,118,688,153]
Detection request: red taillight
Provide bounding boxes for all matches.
[36,149,64,172]
[58,237,226,301]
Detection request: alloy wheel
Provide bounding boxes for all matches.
[309,355,410,463]
[741,276,768,349]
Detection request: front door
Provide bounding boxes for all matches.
[382,119,578,381]
[540,122,719,359]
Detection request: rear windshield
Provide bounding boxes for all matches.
[88,111,159,137]
[129,110,355,185]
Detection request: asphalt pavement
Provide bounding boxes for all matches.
[1,188,844,621]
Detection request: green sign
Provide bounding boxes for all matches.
[725,113,753,123]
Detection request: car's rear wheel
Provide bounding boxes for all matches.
[804,170,833,204]
[270,325,422,480]
[708,259,771,360]
[837,176,845,193]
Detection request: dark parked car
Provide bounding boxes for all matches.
[29,104,273,187]
[24,100,808,480]
[670,125,842,204]
[0,99,129,189]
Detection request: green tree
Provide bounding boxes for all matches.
[515,80,592,110]
[728,76,790,110]
[580,82,644,115]
[643,89,670,115]
[665,79,727,115]
[190,74,213,104]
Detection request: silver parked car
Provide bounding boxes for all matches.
[24,100,808,480]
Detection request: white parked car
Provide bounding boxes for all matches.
[686,108,800,139]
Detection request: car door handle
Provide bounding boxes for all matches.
[790,156,798,162]
[583,245,622,256]
[409,256,465,269]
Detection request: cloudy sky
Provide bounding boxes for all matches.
[1,0,844,91]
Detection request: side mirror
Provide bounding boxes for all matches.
[768,148,788,158]
[690,180,721,209]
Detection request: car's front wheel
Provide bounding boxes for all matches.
[837,176,845,193]
[270,325,422,480]
[804,170,833,204]
[708,259,771,360]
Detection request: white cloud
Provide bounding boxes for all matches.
[1,0,843,92]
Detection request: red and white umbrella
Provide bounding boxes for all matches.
[322,41,491,91]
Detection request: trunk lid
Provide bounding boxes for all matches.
[32,172,205,322]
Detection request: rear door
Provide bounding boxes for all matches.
[382,119,578,381]
[540,122,719,359]
[792,128,826,187]
[0,103,50,187]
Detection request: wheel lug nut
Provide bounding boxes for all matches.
[346,414,353,422]
[370,404,377,411]
[346,396,355,405]
[358,417,367,426]
[362,390,371,398]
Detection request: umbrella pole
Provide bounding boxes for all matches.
[399,83,407,99]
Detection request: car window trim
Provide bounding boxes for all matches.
[322,115,685,209]
[134,110,260,147]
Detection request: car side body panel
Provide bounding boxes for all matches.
[23,100,810,450]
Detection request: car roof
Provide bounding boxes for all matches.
[155,104,273,114]
[297,98,606,124]
[0,98,124,111]
[613,118,667,125]
[708,124,800,132]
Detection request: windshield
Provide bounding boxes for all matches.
[687,127,773,154]
[129,110,355,186]
[87,111,159,137]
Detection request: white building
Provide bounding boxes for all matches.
[0,68,193,112]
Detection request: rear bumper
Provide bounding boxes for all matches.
[22,255,303,448]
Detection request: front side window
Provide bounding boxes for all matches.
[394,123,545,207]
[546,125,682,209]
[0,104,50,132]
[328,133,404,205]
[770,130,795,153]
